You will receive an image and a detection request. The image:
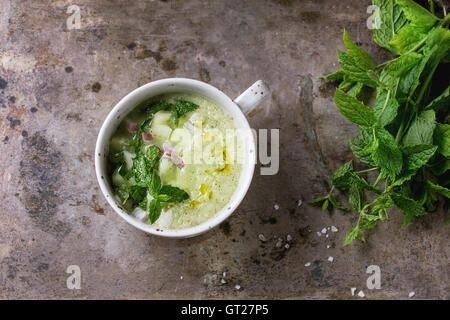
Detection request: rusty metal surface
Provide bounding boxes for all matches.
[0,0,448,299]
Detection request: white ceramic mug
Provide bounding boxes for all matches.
[95,78,269,238]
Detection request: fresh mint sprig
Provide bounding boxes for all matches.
[113,129,190,224]
[147,171,189,223]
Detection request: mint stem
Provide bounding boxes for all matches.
[355,167,378,174]
[429,0,435,15]
[395,118,406,144]
[416,62,439,107]
[372,173,383,188]
[328,186,335,197]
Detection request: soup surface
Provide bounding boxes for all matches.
[108,92,242,229]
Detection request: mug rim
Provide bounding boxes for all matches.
[95,78,256,238]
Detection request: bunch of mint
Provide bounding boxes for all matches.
[308,0,449,245]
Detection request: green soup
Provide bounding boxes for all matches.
[108,93,242,229]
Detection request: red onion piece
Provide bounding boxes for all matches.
[142,133,153,141]
[163,142,174,154]
[172,155,185,169]
[127,121,137,132]
[163,142,185,169]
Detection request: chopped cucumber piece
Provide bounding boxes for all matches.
[112,168,127,186]
[110,135,129,154]
[170,128,192,148]
[152,124,173,141]
[123,150,135,170]
[159,157,177,183]
[153,111,172,126]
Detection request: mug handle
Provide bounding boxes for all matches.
[233,80,269,115]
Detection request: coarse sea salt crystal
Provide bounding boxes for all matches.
[321,228,327,234]
[223,272,226,277]
[409,291,415,298]
[326,234,329,238]
[235,285,241,290]
[275,240,283,248]
[304,262,311,267]
[286,234,292,242]
[221,279,227,284]
[357,290,365,298]
[180,276,183,280]
[327,245,331,249]
[331,226,338,232]
[351,288,356,296]
[297,200,303,207]
[274,204,280,210]
[328,256,334,262]
[258,234,267,242]
[284,243,290,249]
[316,232,322,237]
